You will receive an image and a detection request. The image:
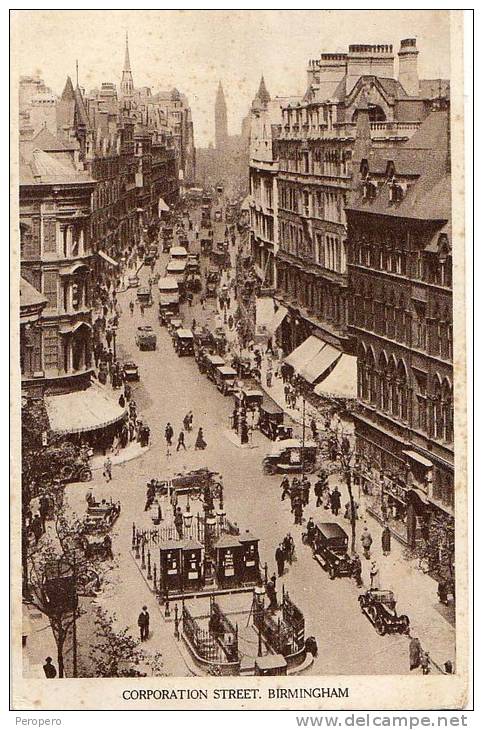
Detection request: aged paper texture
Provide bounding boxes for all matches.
[10,9,469,710]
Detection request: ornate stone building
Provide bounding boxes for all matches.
[257,38,450,401]
[19,136,96,397]
[346,105,453,548]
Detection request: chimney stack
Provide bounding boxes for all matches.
[398,38,419,96]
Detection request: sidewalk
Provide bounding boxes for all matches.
[91,441,152,472]
[216,298,455,671]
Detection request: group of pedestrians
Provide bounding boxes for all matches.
[164,414,206,457]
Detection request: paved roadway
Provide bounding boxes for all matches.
[66,213,415,676]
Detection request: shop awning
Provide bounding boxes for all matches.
[45,383,127,435]
[284,335,325,373]
[402,450,433,469]
[314,354,357,399]
[301,343,340,385]
[267,305,288,335]
[158,197,170,213]
[98,251,118,267]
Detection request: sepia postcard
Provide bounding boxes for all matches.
[10,9,470,711]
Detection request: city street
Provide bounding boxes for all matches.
[62,212,454,677]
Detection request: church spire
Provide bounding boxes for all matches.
[215,81,228,150]
[121,31,134,97]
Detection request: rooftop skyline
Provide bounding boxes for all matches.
[13,9,451,147]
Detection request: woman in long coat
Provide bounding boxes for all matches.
[381,525,392,556]
[195,427,207,450]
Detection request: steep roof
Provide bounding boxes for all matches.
[347,110,451,221]
[61,75,75,101]
[255,75,271,105]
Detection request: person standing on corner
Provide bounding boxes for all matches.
[137,606,150,642]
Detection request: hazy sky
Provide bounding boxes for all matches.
[13,10,451,147]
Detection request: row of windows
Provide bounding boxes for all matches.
[315,233,346,274]
[277,266,347,329]
[358,346,453,443]
[349,239,452,289]
[278,184,345,225]
[278,147,351,178]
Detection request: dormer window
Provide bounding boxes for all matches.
[389,177,406,203]
[362,178,376,200]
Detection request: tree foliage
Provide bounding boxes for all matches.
[88,608,164,677]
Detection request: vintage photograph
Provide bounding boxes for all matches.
[11,8,467,709]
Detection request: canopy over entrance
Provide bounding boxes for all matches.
[45,383,127,435]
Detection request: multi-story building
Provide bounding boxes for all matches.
[346,104,453,549]
[19,134,96,397]
[151,88,196,186]
[270,39,448,399]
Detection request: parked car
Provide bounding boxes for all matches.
[205,353,226,382]
[174,328,195,356]
[259,397,291,441]
[358,589,410,635]
[312,522,352,579]
[214,365,237,395]
[123,361,140,382]
[137,286,152,306]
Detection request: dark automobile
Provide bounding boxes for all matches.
[312,522,352,579]
[123,361,140,382]
[193,326,213,352]
[174,328,194,357]
[262,439,318,475]
[358,589,410,636]
[85,499,121,534]
[205,353,226,382]
[259,397,289,440]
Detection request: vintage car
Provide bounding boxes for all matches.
[234,385,264,412]
[144,251,156,266]
[205,353,226,382]
[167,317,184,337]
[84,500,121,534]
[169,245,189,262]
[128,274,140,288]
[259,397,292,441]
[82,533,113,561]
[358,589,410,635]
[312,522,352,579]
[186,253,201,274]
[193,326,214,352]
[174,328,194,357]
[135,325,157,351]
[158,307,175,326]
[262,438,318,475]
[123,361,140,382]
[214,365,237,395]
[185,272,202,293]
[137,286,152,306]
[231,354,253,379]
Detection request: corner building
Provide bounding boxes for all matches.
[271,40,448,399]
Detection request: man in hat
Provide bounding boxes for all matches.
[43,657,57,678]
[137,606,150,641]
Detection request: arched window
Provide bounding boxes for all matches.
[442,378,453,443]
[358,342,368,400]
[366,347,376,404]
[387,357,397,416]
[432,375,443,440]
[397,360,409,421]
[379,351,389,411]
